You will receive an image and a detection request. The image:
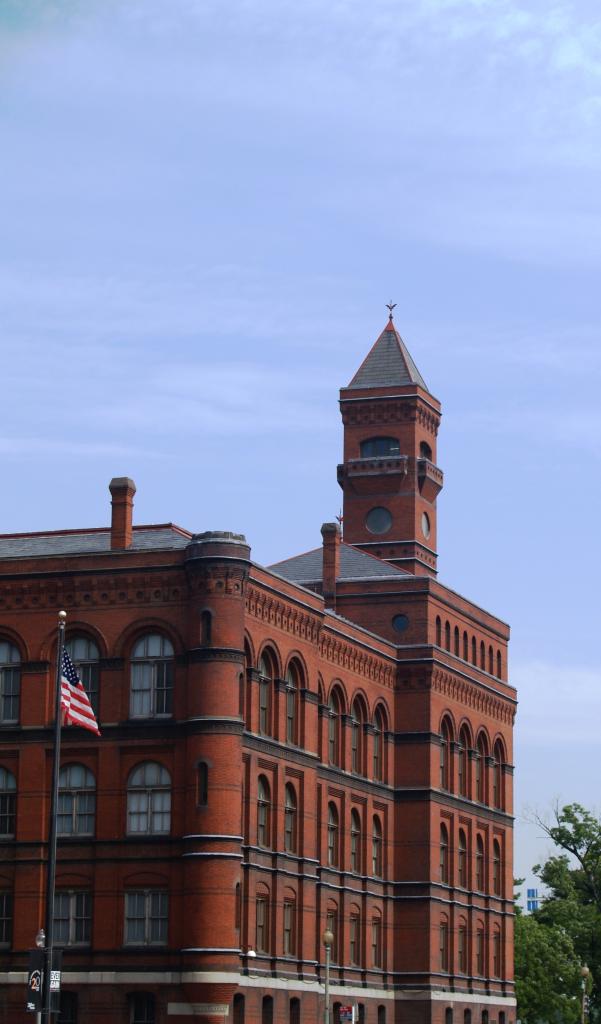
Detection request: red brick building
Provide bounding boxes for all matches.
[0,317,515,1024]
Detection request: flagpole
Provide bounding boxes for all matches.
[42,610,67,1023]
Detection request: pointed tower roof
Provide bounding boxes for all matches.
[347,318,428,391]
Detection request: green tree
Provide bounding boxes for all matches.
[514,913,581,1024]
[531,803,601,1019]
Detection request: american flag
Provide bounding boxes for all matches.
[60,649,100,736]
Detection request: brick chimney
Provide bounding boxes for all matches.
[109,477,136,550]
[321,522,341,609]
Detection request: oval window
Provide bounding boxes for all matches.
[421,512,431,539]
[365,507,392,535]
[392,614,409,633]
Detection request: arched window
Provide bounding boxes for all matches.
[378,1008,387,1024]
[0,641,20,724]
[129,992,155,1024]
[372,916,383,968]
[233,994,245,1024]
[436,616,442,646]
[464,1011,472,1024]
[439,917,450,971]
[373,706,386,781]
[440,823,449,884]
[257,776,271,848]
[127,762,171,835]
[349,906,361,964]
[66,635,100,717]
[493,839,502,895]
[476,733,488,803]
[351,698,365,774]
[262,995,274,1024]
[328,690,342,767]
[492,740,505,809]
[496,651,502,678]
[458,828,467,887]
[372,816,383,877]
[440,718,452,791]
[493,926,502,976]
[58,764,95,836]
[327,803,339,867]
[285,662,300,745]
[350,809,361,873]
[463,631,468,660]
[289,998,300,1024]
[284,784,297,854]
[475,834,485,891]
[360,436,400,458]
[488,645,494,674]
[454,626,460,656]
[445,1008,453,1024]
[420,440,433,460]
[480,641,485,669]
[458,918,468,973]
[458,726,470,798]
[471,636,477,665]
[258,653,274,736]
[444,621,451,651]
[476,924,485,974]
[130,634,174,718]
[0,766,16,837]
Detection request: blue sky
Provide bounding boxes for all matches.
[2,0,601,884]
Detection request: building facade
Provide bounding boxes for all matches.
[0,317,515,1024]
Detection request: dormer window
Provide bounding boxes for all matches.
[360,437,400,458]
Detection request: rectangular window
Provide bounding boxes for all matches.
[458,926,467,973]
[0,891,13,946]
[54,891,91,946]
[371,918,382,968]
[326,910,338,963]
[350,914,360,965]
[0,668,20,723]
[0,792,15,837]
[256,897,269,953]
[130,992,155,1024]
[59,992,78,1024]
[283,900,296,956]
[77,661,99,718]
[259,680,270,735]
[286,689,296,745]
[124,891,168,946]
[440,922,449,972]
[476,930,485,974]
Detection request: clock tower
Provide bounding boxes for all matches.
[337,313,443,576]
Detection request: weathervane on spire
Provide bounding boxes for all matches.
[386,301,396,321]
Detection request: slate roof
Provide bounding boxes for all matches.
[0,526,191,560]
[347,320,428,391]
[269,543,408,584]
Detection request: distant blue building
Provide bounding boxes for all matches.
[527,888,539,912]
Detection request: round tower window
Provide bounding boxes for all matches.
[365,507,392,534]
[392,614,409,634]
[421,512,431,539]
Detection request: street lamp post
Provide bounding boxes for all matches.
[581,964,590,1024]
[323,928,334,1024]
